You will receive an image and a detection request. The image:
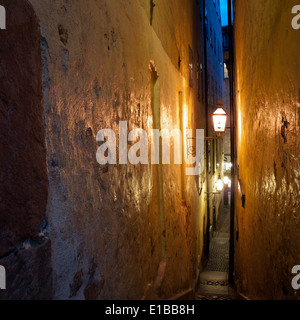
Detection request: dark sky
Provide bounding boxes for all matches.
[220,0,228,26]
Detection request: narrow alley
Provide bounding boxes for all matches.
[196,204,238,300]
[0,0,300,303]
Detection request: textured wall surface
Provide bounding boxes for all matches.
[22,0,207,300]
[234,0,300,299]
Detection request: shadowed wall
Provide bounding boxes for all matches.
[0,0,50,300]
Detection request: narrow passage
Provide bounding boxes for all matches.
[196,204,239,300]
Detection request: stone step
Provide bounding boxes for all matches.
[196,271,236,300]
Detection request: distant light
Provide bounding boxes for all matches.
[216,175,224,192]
[223,176,230,185]
[224,162,232,171]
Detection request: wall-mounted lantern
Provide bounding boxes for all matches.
[187,101,228,148]
[206,174,224,195]
[223,176,230,185]
[215,175,224,192]
[212,101,228,137]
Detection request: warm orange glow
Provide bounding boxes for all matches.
[183,104,189,147]
[238,108,242,140]
[147,115,153,129]
[161,104,170,130]
[183,104,188,129]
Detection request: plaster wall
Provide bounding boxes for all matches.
[26,0,207,300]
[234,0,300,299]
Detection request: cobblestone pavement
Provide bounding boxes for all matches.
[205,205,230,273]
[196,205,238,300]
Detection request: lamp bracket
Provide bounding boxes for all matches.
[186,131,223,158]
[205,192,221,195]
[187,136,222,141]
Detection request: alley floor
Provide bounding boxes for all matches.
[196,204,239,300]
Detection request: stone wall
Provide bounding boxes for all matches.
[234,0,300,299]
[19,0,207,300]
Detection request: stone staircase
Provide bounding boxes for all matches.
[196,205,240,300]
[196,271,237,300]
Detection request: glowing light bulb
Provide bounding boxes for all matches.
[216,176,224,192]
[223,176,230,185]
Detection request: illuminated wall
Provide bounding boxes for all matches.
[234,0,300,299]
[19,0,206,299]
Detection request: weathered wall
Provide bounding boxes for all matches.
[20,0,207,300]
[0,0,51,300]
[234,0,300,299]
